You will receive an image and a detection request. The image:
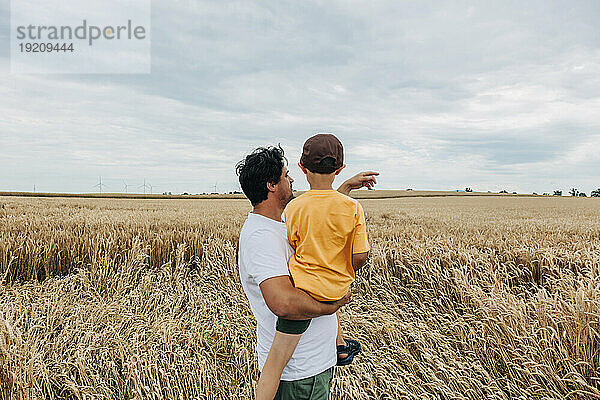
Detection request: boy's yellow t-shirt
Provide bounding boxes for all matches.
[283,190,370,301]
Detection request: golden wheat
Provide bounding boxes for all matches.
[1,195,599,399]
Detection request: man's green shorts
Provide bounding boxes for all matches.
[274,367,333,400]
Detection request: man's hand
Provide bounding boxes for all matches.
[316,290,352,316]
[331,290,351,308]
[338,171,379,196]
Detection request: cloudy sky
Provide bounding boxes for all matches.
[1,0,599,194]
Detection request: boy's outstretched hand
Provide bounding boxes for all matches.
[338,171,379,195]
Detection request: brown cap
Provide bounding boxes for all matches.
[300,134,344,172]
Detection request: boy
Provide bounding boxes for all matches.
[256,134,370,400]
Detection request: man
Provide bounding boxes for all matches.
[236,145,377,399]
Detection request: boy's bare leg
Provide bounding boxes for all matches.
[255,331,302,400]
[336,310,348,358]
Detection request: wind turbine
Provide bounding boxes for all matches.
[148,183,158,194]
[139,179,151,194]
[93,177,108,193]
[122,180,132,193]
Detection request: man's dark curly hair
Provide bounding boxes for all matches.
[236,145,287,206]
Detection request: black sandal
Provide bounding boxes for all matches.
[337,338,361,366]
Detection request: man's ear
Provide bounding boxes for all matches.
[334,164,346,175]
[266,181,277,192]
[298,162,308,175]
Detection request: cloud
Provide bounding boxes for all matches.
[1,0,599,194]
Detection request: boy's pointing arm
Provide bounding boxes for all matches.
[338,171,379,196]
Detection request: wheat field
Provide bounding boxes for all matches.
[1,195,599,399]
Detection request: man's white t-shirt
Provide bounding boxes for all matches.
[238,212,337,381]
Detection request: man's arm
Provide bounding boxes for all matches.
[337,171,379,196]
[260,276,350,320]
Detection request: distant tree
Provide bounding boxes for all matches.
[543,193,550,196]
[533,192,538,195]
[465,187,473,192]
[579,192,587,197]
[569,188,579,196]
[512,192,517,194]
[499,190,508,194]
[553,190,562,196]
[592,189,600,197]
